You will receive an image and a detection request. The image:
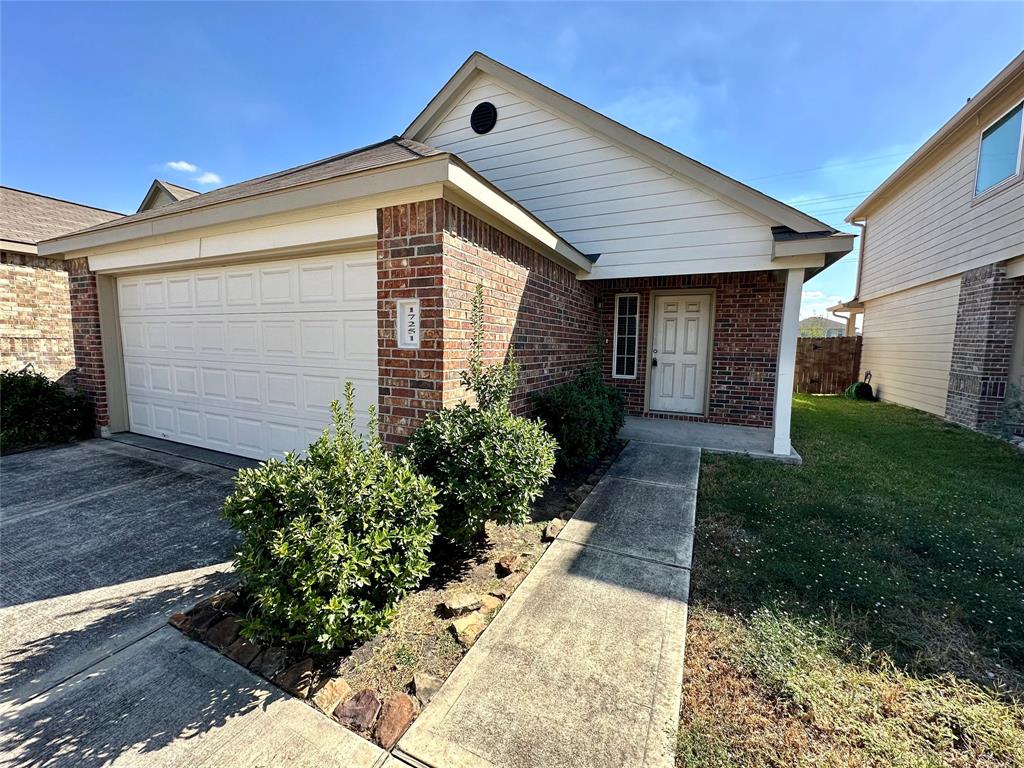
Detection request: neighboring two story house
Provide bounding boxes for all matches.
[40,53,853,461]
[833,52,1024,430]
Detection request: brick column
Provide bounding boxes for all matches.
[945,263,1024,430]
[376,201,446,446]
[67,257,109,431]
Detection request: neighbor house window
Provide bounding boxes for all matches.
[612,294,639,379]
[975,102,1023,196]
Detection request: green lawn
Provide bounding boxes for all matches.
[678,395,1024,767]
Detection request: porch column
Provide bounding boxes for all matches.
[772,267,804,455]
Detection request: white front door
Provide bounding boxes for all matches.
[649,293,711,414]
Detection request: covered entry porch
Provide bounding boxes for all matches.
[620,415,802,464]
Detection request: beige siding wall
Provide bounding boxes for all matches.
[860,276,961,415]
[859,81,1024,301]
[424,74,777,278]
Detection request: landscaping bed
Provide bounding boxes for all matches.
[677,395,1024,767]
[169,439,623,749]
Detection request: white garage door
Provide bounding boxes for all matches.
[117,252,378,460]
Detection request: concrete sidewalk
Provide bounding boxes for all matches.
[395,442,697,768]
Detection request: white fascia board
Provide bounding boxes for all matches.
[0,240,38,255]
[87,210,378,273]
[580,258,773,281]
[40,156,453,258]
[770,253,828,269]
[443,163,592,274]
[1005,254,1024,280]
[773,233,855,259]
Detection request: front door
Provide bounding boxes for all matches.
[649,293,711,414]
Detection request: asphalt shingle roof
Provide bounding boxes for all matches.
[57,137,443,241]
[1,187,123,245]
[160,181,200,202]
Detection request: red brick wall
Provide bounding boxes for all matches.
[376,201,446,445]
[376,198,600,444]
[67,257,108,429]
[440,202,600,414]
[594,272,784,427]
[794,336,862,394]
[0,251,76,380]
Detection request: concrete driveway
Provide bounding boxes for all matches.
[0,439,386,768]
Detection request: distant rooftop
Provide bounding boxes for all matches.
[1,186,123,245]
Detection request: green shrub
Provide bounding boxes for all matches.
[533,367,625,470]
[221,384,439,654]
[407,284,557,546]
[406,402,556,544]
[0,367,93,453]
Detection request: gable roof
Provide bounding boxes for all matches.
[137,179,200,212]
[0,186,123,246]
[849,51,1024,221]
[799,315,845,331]
[54,138,444,241]
[404,52,837,235]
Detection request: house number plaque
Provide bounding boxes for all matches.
[397,299,420,349]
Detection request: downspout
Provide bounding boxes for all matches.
[832,219,867,336]
[850,219,867,302]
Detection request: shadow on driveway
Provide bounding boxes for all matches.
[1,439,239,702]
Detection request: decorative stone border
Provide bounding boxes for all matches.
[167,441,624,749]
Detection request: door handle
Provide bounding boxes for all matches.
[652,357,658,367]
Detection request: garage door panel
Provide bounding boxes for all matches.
[119,252,378,459]
[126,393,374,461]
[118,254,375,318]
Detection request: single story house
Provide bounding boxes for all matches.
[137,179,200,212]
[0,186,123,380]
[799,315,848,338]
[833,52,1023,430]
[40,52,854,460]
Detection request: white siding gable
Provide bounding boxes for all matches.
[424,74,776,279]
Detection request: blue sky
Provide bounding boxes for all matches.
[2,2,1022,318]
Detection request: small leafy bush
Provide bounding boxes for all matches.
[533,366,624,470]
[222,384,439,654]
[406,403,556,545]
[407,284,557,546]
[0,367,93,453]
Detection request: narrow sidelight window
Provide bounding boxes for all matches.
[975,102,1023,196]
[612,294,639,379]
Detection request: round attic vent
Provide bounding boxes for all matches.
[470,102,498,134]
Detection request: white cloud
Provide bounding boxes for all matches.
[194,172,222,185]
[166,160,198,173]
[602,86,701,140]
[800,293,844,320]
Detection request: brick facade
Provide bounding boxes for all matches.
[595,272,785,427]
[440,203,600,414]
[376,199,600,445]
[945,263,1024,430]
[0,251,76,380]
[67,257,108,429]
[377,201,447,445]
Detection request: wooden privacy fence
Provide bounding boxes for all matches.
[794,336,863,394]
